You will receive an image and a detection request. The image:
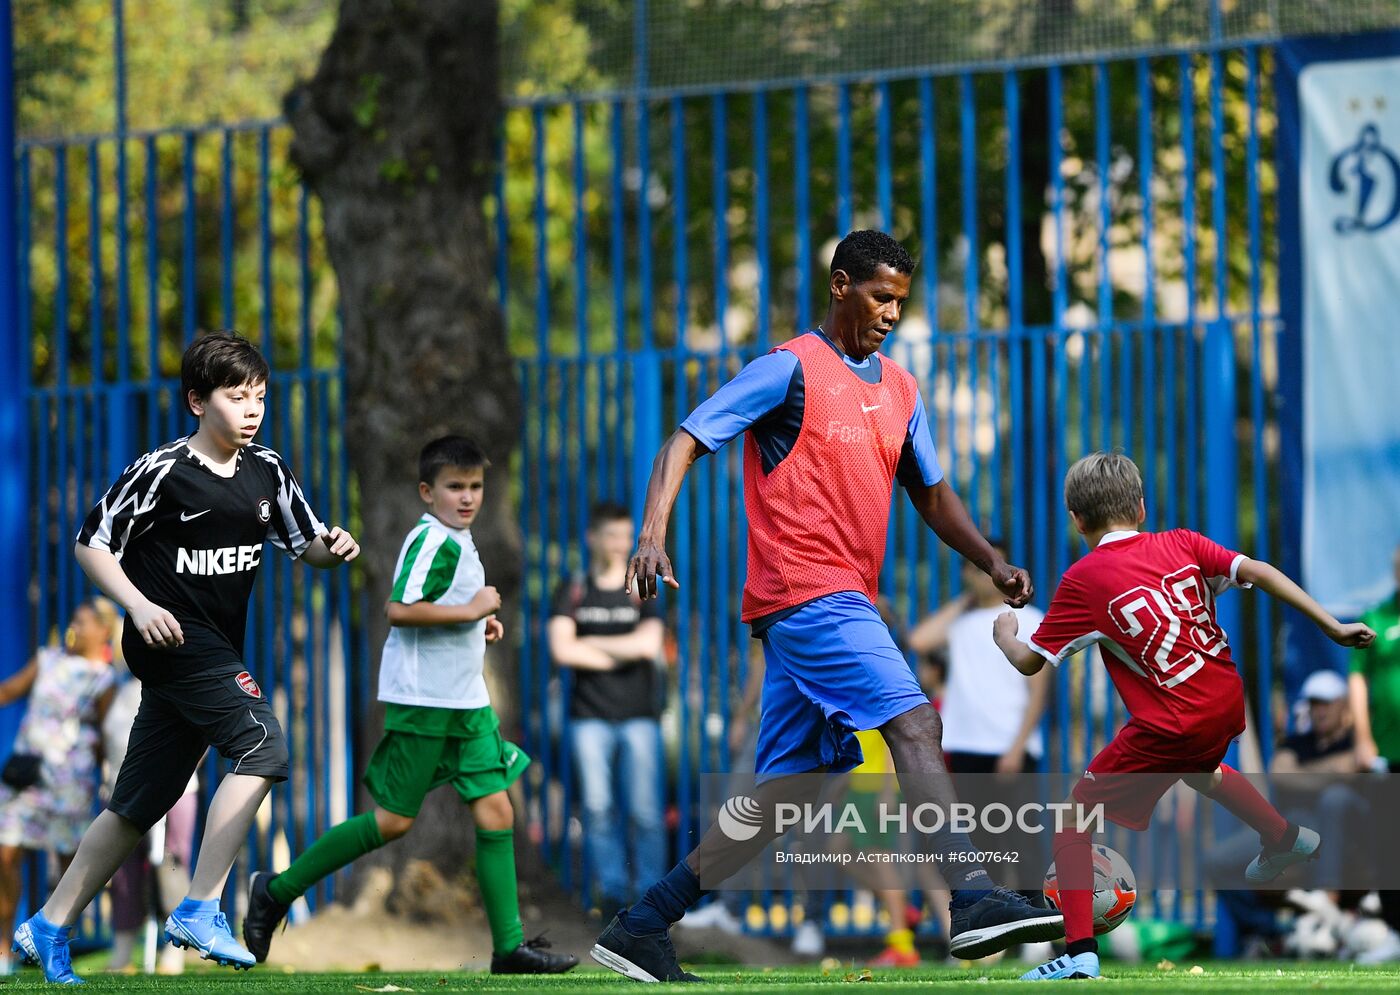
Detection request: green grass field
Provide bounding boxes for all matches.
[8,962,1400,993]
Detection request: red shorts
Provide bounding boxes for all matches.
[1071,720,1240,831]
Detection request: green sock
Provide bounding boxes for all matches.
[475,828,524,956]
[268,811,385,905]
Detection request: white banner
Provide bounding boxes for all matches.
[1301,56,1400,616]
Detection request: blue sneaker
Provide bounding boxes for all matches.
[164,900,256,970]
[12,913,83,984]
[1021,951,1101,980]
[948,887,1064,959]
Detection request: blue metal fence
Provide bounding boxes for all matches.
[503,44,1283,939]
[13,120,365,926]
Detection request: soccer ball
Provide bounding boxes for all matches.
[1043,843,1137,935]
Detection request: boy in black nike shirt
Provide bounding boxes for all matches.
[13,332,358,983]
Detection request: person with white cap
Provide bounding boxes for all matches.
[1272,670,1357,780]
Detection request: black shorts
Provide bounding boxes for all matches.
[108,661,289,832]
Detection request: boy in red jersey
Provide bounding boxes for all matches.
[995,452,1376,980]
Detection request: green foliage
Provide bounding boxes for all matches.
[16,0,336,138]
[353,73,384,132]
[501,0,1400,95]
[378,155,409,186]
[14,0,93,128]
[499,0,605,97]
[16,1,340,386]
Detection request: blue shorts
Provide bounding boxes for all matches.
[753,592,930,777]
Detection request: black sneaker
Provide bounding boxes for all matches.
[490,933,579,974]
[948,886,1064,960]
[590,913,702,983]
[242,871,290,963]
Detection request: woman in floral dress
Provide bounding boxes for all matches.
[0,599,118,973]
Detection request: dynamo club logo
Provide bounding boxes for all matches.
[1329,122,1400,235]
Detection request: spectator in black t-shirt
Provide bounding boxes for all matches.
[548,502,667,916]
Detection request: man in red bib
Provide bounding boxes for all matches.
[590,231,1063,984]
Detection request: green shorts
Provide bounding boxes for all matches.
[364,705,530,817]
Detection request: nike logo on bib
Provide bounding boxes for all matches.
[861,403,881,413]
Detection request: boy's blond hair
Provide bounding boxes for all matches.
[1064,452,1143,532]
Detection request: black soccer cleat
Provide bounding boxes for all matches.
[948,886,1065,960]
[590,913,702,983]
[490,933,579,974]
[242,871,290,964]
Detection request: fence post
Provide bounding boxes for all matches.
[1204,321,1240,681]
[1204,315,1240,956]
[110,0,132,476]
[631,352,663,525]
[630,2,659,525]
[0,0,28,685]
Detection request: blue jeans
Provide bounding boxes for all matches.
[571,717,667,904]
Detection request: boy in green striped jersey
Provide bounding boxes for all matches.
[242,436,577,974]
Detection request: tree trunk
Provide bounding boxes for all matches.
[285,0,521,883]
